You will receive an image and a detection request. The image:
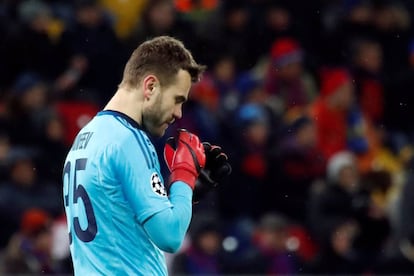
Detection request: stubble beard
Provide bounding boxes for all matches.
[142,104,169,137]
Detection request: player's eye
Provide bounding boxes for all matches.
[175,95,187,104]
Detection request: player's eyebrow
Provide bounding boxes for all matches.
[175,95,187,104]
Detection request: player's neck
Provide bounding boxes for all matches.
[104,87,144,125]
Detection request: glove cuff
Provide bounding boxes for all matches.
[170,168,197,190]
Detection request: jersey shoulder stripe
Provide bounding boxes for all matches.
[112,115,152,169]
[135,128,156,168]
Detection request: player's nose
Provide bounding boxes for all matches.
[173,106,182,120]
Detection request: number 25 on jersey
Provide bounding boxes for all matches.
[63,158,97,244]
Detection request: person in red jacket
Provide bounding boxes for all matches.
[309,68,355,160]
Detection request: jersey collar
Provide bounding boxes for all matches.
[97,110,144,131]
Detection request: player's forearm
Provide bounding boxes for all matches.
[143,181,192,253]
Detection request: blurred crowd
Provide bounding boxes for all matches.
[1,0,414,274]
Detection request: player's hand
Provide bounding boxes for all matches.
[163,129,205,189]
[193,142,232,203]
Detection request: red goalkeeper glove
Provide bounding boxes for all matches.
[163,129,206,189]
[165,137,231,202]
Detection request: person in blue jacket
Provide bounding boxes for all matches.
[62,36,216,275]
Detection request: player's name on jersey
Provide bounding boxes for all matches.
[71,131,94,151]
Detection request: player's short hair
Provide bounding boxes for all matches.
[120,36,206,88]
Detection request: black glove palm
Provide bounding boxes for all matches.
[193,142,232,203]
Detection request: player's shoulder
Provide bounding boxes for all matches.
[90,111,131,134]
[92,110,150,147]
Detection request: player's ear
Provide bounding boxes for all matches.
[142,75,159,100]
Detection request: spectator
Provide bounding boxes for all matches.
[5,72,53,147]
[171,213,222,275]
[56,0,124,106]
[209,55,239,119]
[234,71,281,146]
[0,132,12,180]
[252,213,302,275]
[370,0,411,77]
[198,1,258,71]
[269,115,326,222]
[0,0,65,90]
[349,37,385,125]
[36,111,70,183]
[219,103,271,220]
[305,219,363,274]
[374,167,414,274]
[264,37,318,114]
[374,234,414,275]
[174,0,219,15]
[320,0,375,65]
[1,208,55,274]
[392,163,414,247]
[308,151,364,241]
[308,151,390,271]
[309,67,369,160]
[254,2,298,59]
[219,217,262,274]
[127,0,199,60]
[0,147,62,248]
[236,71,268,106]
[99,0,148,39]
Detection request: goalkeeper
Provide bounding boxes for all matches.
[62,36,230,275]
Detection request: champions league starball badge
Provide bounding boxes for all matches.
[150,172,167,197]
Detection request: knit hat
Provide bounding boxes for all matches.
[271,37,303,67]
[236,72,261,97]
[12,72,43,96]
[236,103,269,129]
[320,68,351,97]
[20,208,51,237]
[326,151,356,183]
